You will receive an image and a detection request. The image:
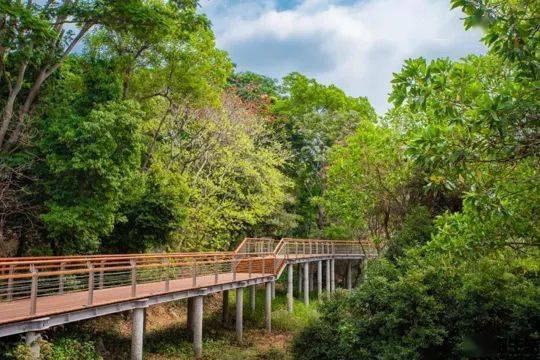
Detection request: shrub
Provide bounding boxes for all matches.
[292,251,540,360]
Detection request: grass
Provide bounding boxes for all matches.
[1,282,324,360]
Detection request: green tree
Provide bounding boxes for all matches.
[322,119,413,242]
[0,0,200,151]
[38,99,144,254]
[273,72,376,237]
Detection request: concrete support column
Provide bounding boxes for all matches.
[271,280,276,299]
[187,297,194,331]
[347,260,353,290]
[298,264,302,295]
[131,307,145,360]
[309,266,314,292]
[287,263,293,313]
[249,285,256,315]
[317,261,322,299]
[222,290,229,324]
[331,259,336,292]
[265,282,272,333]
[236,288,243,343]
[326,259,331,294]
[25,331,41,360]
[303,262,309,305]
[193,296,203,359]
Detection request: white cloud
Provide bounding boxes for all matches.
[200,0,486,114]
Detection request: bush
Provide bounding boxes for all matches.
[385,206,434,262]
[5,338,102,360]
[292,251,540,360]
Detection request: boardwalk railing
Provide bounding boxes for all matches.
[0,238,377,322]
[275,238,377,258]
[234,237,280,254]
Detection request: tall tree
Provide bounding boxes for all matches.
[273,72,376,237]
[0,0,201,151]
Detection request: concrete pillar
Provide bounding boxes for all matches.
[193,296,203,359]
[326,259,331,294]
[236,288,243,343]
[25,331,41,360]
[287,263,293,313]
[131,307,145,360]
[187,297,193,331]
[347,260,353,290]
[249,285,256,315]
[271,280,276,299]
[309,265,314,292]
[265,282,272,333]
[303,262,309,305]
[222,290,229,324]
[317,261,322,299]
[298,264,302,295]
[331,259,336,291]
[143,308,147,336]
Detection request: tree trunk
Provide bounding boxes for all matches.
[4,70,47,150]
[0,62,28,148]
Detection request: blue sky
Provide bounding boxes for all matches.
[200,0,486,114]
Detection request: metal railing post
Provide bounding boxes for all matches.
[98,260,105,289]
[131,259,137,297]
[163,258,170,292]
[87,262,94,306]
[192,259,197,287]
[59,261,65,294]
[214,256,219,284]
[7,265,14,301]
[29,265,38,315]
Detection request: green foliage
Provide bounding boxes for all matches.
[295,1,539,359]
[169,94,294,250]
[451,0,539,76]
[323,119,413,241]
[0,0,202,150]
[5,338,101,360]
[103,165,188,253]
[272,72,376,237]
[294,248,540,360]
[38,100,144,253]
[385,206,434,261]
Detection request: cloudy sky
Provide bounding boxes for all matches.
[199,0,486,114]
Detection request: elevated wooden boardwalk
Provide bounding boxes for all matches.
[0,237,377,359]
